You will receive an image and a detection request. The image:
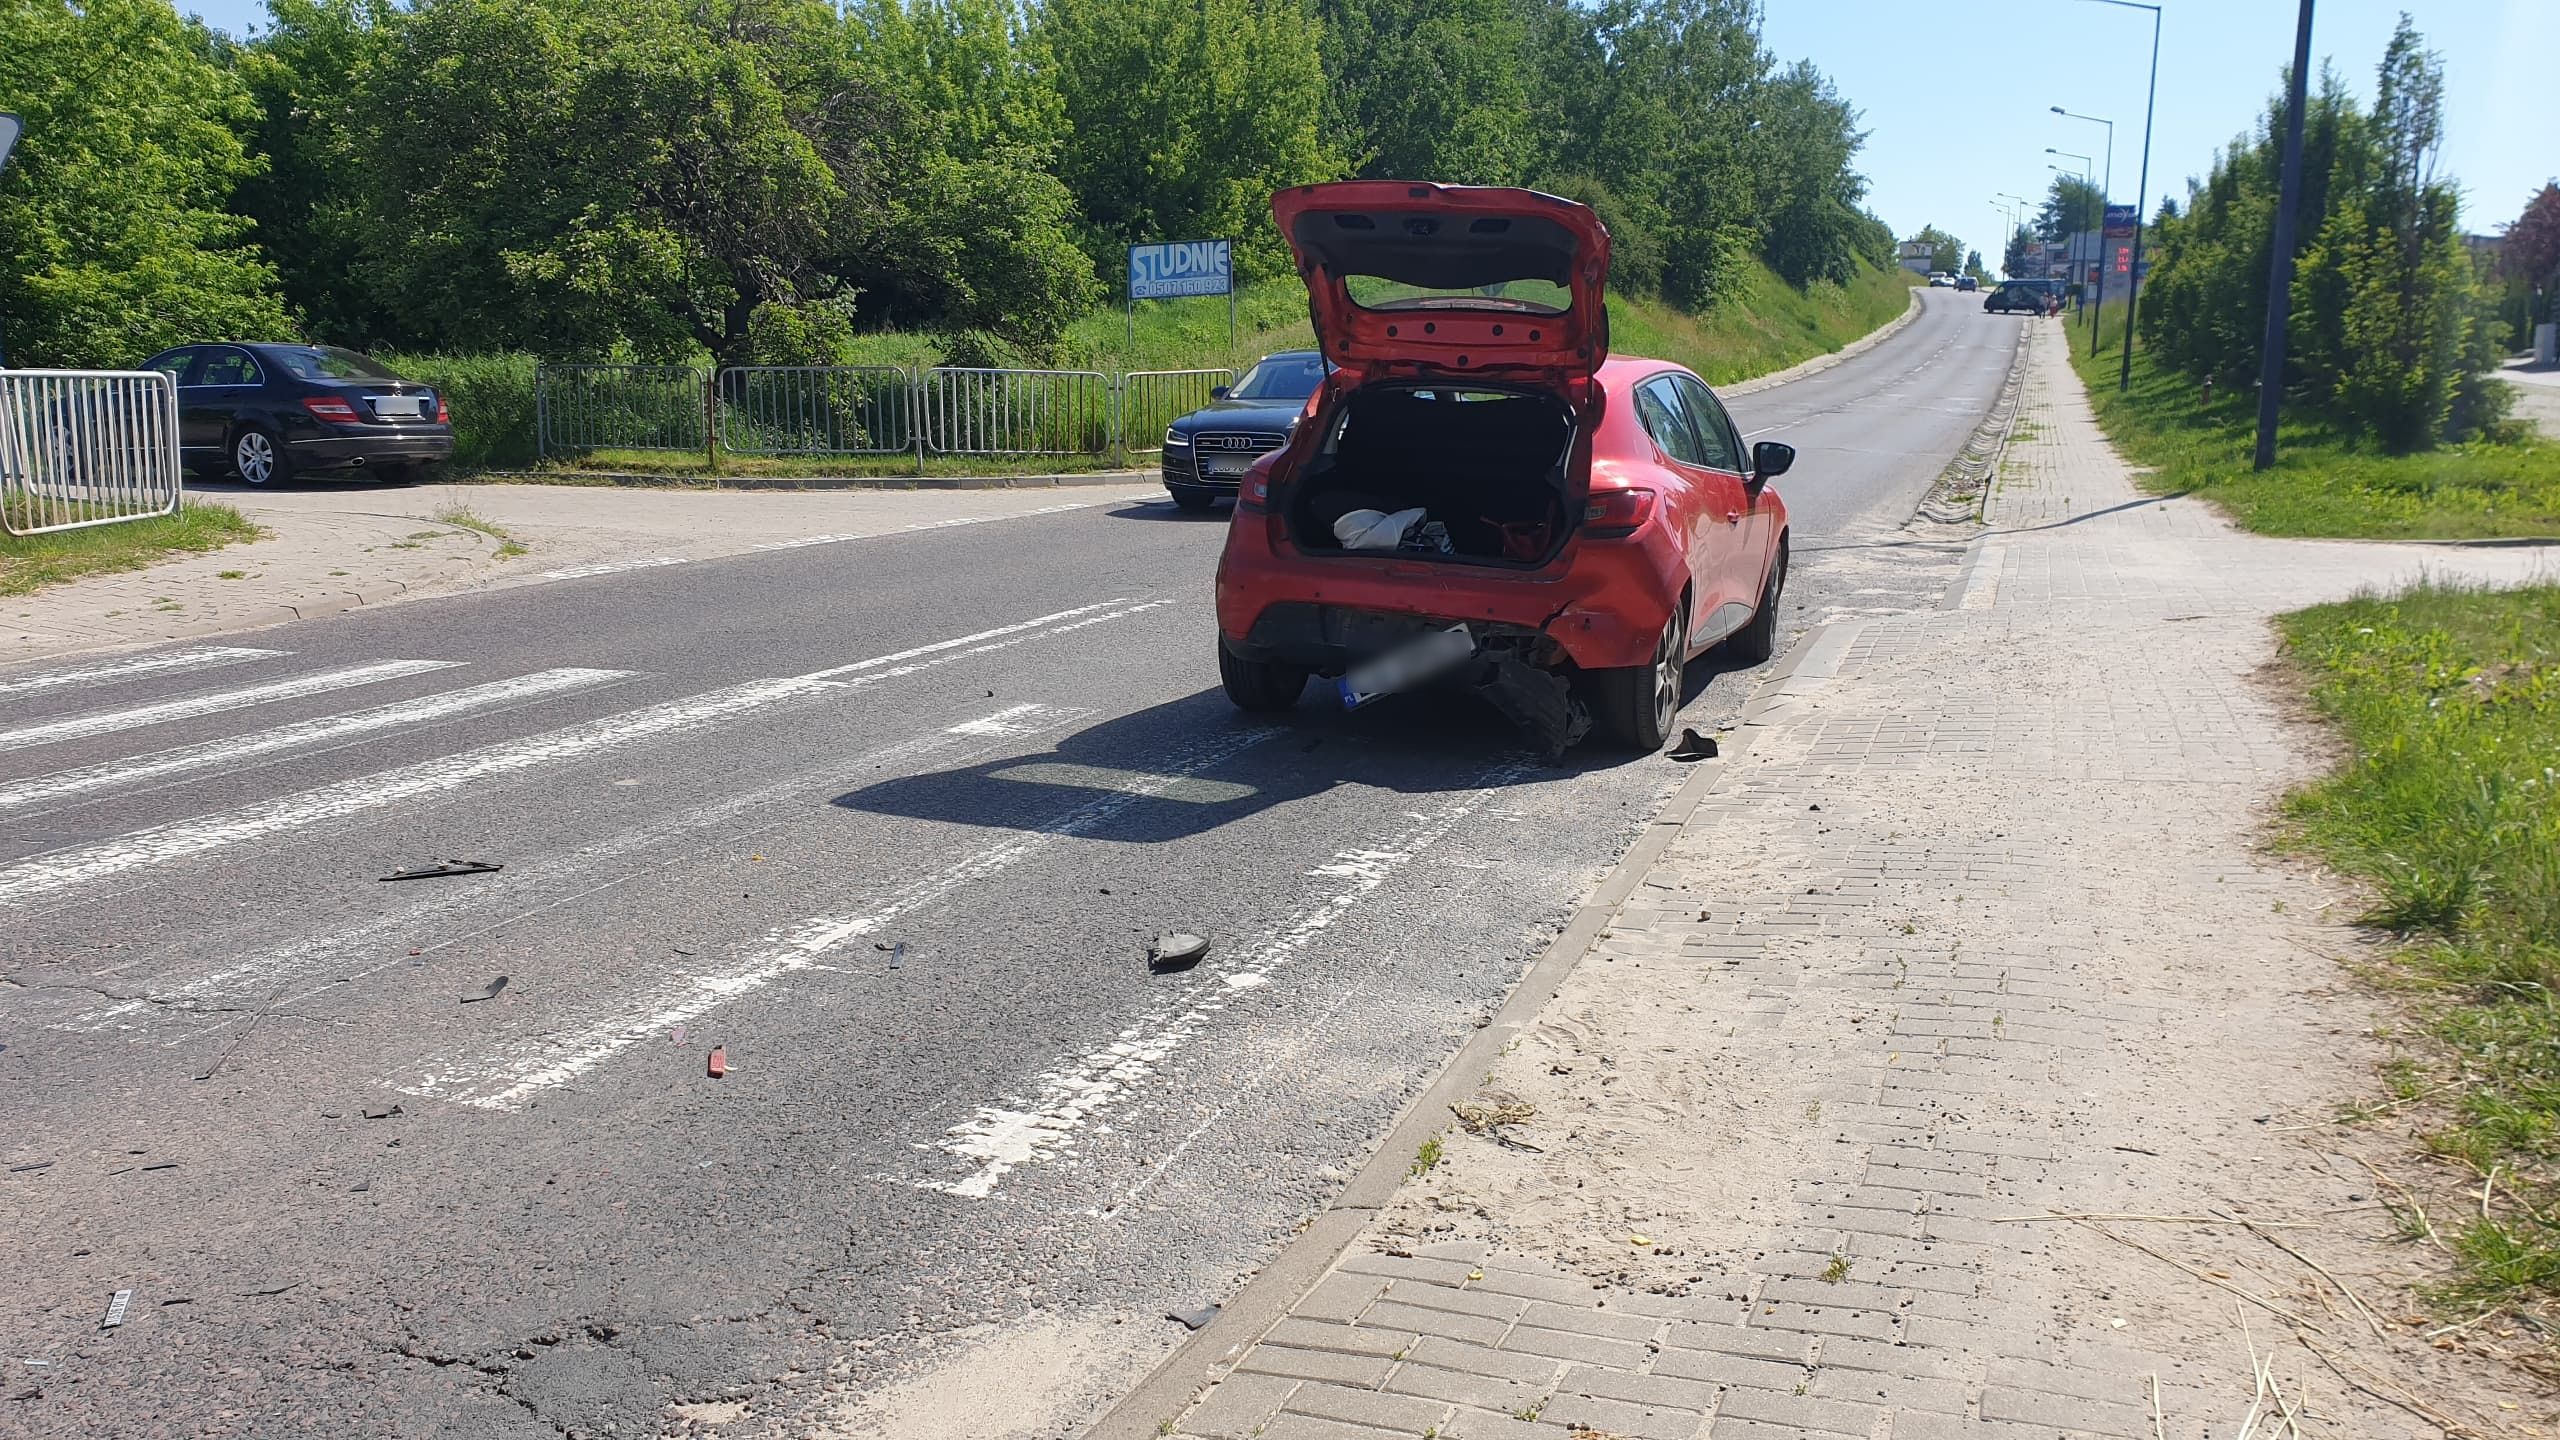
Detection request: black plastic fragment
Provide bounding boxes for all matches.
[1669,728,1719,762]
[459,976,508,1004]
[1167,1304,1220,1331]
[381,860,503,882]
[1148,934,1209,972]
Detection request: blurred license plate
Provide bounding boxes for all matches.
[1337,624,1475,710]
[1205,454,1253,476]
[372,396,423,419]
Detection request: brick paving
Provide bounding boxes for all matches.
[1156,321,2559,1440]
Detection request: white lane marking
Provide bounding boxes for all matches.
[0,600,1148,908]
[946,703,1067,737]
[0,647,285,701]
[919,762,1535,1199]
[392,724,1281,1111]
[540,556,689,580]
[747,502,1096,553]
[0,660,462,749]
[0,669,633,814]
[59,701,1095,1036]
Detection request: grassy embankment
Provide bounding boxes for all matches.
[2068,302,2560,539]
[0,502,261,598]
[400,258,1918,482]
[2281,586,2560,1310]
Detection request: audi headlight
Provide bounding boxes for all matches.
[1164,429,1190,447]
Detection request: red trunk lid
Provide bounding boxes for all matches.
[1272,182,1611,384]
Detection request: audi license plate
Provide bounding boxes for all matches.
[1337,624,1475,710]
[1205,454,1254,476]
[372,395,423,419]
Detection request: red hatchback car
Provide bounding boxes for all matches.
[1213,182,1794,754]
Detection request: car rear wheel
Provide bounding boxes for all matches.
[1169,485,1218,512]
[232,427,287,487]
[1218,641,1308,712]
[1723,537,1789,665]
[1594,601,1686,751]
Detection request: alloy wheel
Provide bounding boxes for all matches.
[235,431,275,485]
[1651,606,1685,739]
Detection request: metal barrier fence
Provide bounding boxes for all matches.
[530,363,1247,463]
[1118,369,1233,456]
[536,364,710,458]
[717,366,915,456]
[0,370,184,536]
[921,367,1113,456]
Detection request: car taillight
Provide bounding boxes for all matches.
[1583,487,1656,538]
[435,395,450,424]
[303,395,362,424]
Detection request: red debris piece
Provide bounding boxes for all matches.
[706,1046,726,1079]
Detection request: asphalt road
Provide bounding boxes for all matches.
[0,291,2022,1440]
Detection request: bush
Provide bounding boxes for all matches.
[381,352,540,470]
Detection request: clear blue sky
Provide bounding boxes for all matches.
[180,0,2552,267]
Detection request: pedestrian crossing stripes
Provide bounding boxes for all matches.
[0,646,284,701]
[0,659,463,750]
[0,668,634,813]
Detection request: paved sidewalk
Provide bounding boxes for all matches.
[1143,322,2558,1440]
[3,478,1163,664]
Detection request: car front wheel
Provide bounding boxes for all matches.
[1218,641,1307,712]
[1594,601,1687,751]
[232,427,286,486]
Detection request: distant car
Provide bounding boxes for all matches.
[1983,283,2057,316]
[1955,275,1979,292]
[1162,350,1331,511]
[1926,271,1955,287]
[138,343,454,486]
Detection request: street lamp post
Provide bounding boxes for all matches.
[2046,149,2095,329]
[2074,0,2161,392]
[1993,193,2029,276]
[2053,106,2117,356]
[2254,0,2317,470]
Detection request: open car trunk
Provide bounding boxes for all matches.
[1284,384,1578,566]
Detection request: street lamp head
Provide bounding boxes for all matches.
[2050,106,2066,115]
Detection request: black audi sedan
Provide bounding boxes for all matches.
[1162,350,1330,511]
[139,343,455,485]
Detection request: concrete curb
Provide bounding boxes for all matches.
[1082,622,1845,1440]
[1720,285,1926,401]
[465,468,1152,492]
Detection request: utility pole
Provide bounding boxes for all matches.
[2053,107,2117,356]
[2254,0,2317,470]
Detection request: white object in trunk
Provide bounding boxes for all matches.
[1334,506,1426,550]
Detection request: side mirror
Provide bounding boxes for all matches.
[1209,385,1232,401]
[1751,441,1795,486]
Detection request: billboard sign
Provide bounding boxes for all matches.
[0,114,21,174]
[2103,203,2137,240]
[2114,244,2132,275]
[1127,240,1233,300]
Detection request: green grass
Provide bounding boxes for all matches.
[0,503,262,597]
[2280,583,2560,1307]
[2069,304,2560,539]
[431,505,527,559]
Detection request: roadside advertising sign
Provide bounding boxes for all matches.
[2103,203,2137,240]
[0,114,21,174]
[1127,240,1234,300]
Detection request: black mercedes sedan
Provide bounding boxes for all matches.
[1162,350,1330,511]
[139,343,455,486]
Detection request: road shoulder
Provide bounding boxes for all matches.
[1097,320,2558,1440]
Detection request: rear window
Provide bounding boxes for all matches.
[1344,276,1571,315]
[270,346,400,381]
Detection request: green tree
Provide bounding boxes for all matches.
[2034,174,2103,244]
[1039,0,1339,282]
[1315,0,1534,186]
[1905,225,1961,275]
[337,0,1092,363]
[1963,249,1991,285]
[231,0,394,347]
[846,0,1064,163]
[2501,181,2560,328]
[0,0,292,365]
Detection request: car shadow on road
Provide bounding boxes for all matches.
[1103,498,1229,522]
[830,679,1680,844]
